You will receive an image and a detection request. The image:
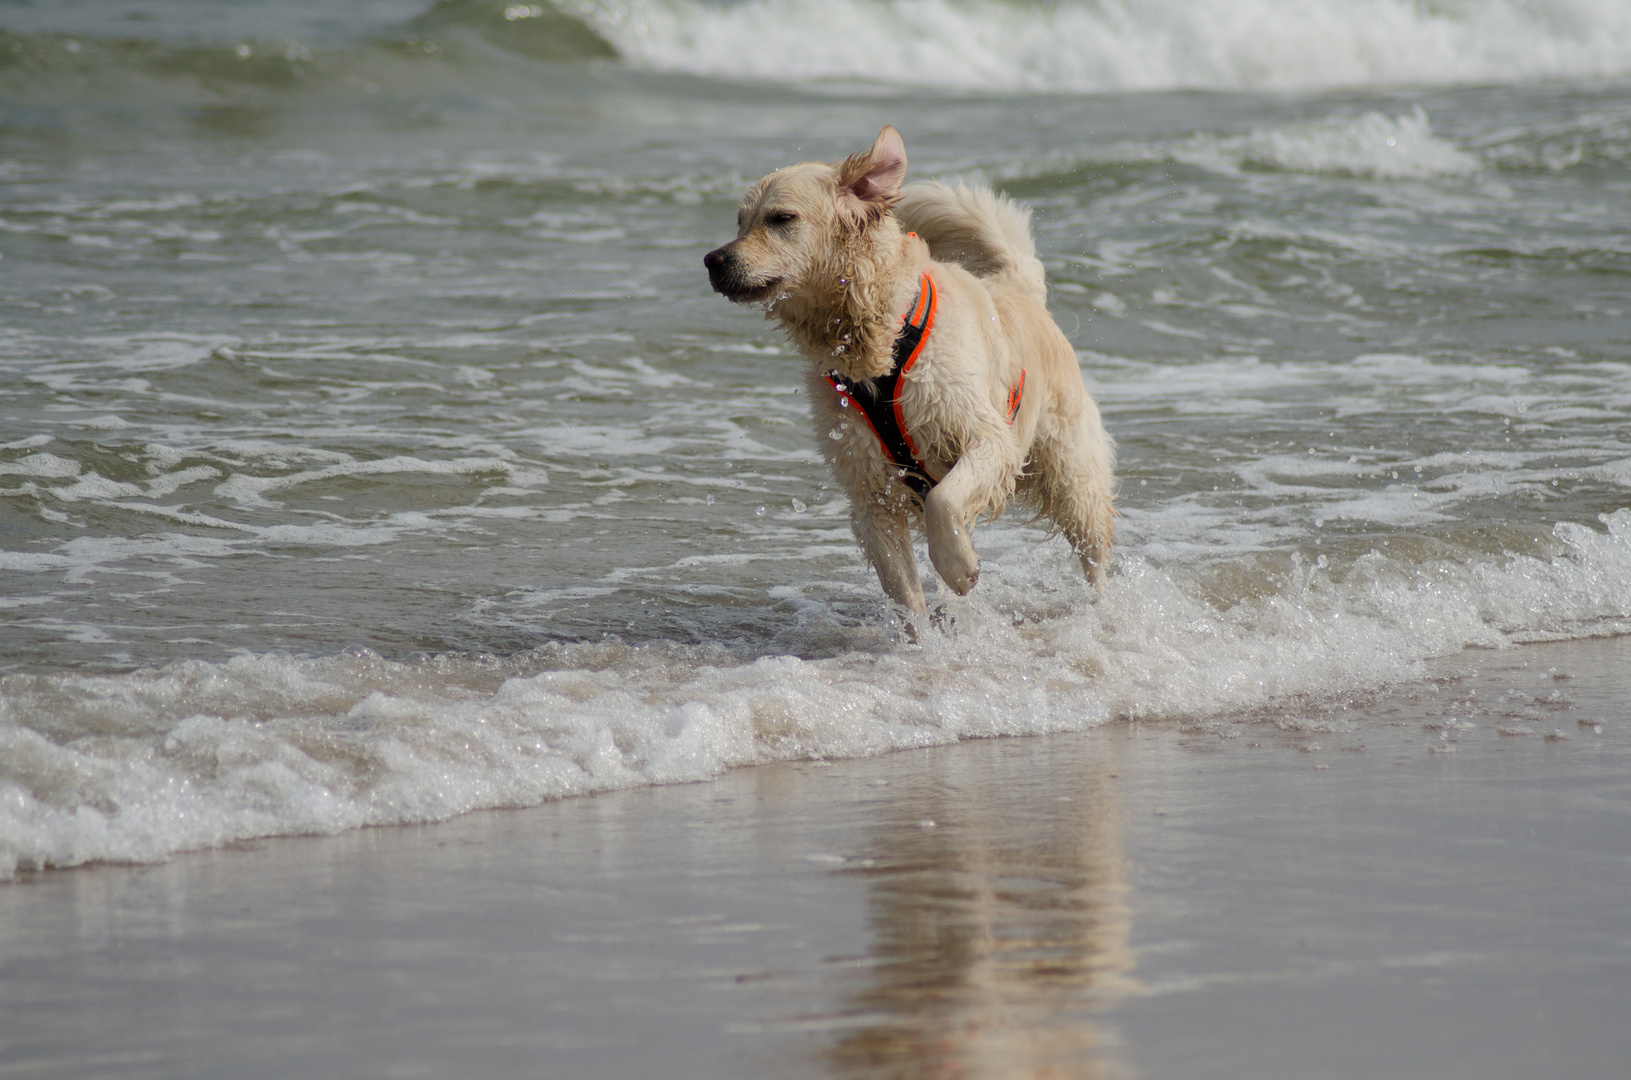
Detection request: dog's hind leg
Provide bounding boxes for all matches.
[852,501,927,615]
[1030,404,1117,592]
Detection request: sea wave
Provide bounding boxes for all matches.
[573,0,1631,92]
[5,0,1630,101]
[983,107,1485,183]
[1229,107,1483,179]
[3,508,1629,876]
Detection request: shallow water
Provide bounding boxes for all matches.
[2,0,1630,873]
[2,637,1626,1080]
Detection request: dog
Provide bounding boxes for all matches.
[704,126,1115,619]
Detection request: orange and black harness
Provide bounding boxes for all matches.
[826,271,1024,508]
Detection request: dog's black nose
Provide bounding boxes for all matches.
[704,245,739,295]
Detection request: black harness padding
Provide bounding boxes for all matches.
[845,368,936,502]
[826,273,938,507]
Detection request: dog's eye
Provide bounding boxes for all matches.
[766,211,798,226]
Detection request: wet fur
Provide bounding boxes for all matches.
[704,127,1115,618]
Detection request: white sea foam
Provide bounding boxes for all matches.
[1225,108,1481,180]
[580,0,1631,92]
[3,508,1629,876]
[0,453,82,480]
[986,107,1483,185]
[211,455,548,509]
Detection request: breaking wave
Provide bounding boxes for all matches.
[575,0,1631,92]
[4,0,1631,101]
[3,509,1630,876]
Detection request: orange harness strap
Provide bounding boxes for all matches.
[827,272,1024,508]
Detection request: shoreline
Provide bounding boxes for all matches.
[1,634,1627,1079]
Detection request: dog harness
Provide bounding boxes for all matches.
[826,271,1024,507]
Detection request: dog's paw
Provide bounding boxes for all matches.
[926,512,979,595]
[928,537,979,595]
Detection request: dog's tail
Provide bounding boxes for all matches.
[894,181,1046,301]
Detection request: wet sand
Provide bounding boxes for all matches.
[1,635,1627,1079]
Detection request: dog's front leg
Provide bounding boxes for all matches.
[924,438,1016,595]
[852,501,926,615]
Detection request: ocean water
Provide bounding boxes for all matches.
[1,0,1629,875]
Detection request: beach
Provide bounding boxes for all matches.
[3,1,1631,1073]
[2,634,1626,1078]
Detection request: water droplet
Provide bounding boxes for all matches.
[755,505,766,517]
[705,492,715,506]
[791,498,806,513]
[833,383,846,392]
[839,397,848,408]
[828,428,843,440]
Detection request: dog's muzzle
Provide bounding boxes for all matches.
[703,244,737,294]
[704,243,777,302]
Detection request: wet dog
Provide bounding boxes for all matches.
[704,126,1114,619]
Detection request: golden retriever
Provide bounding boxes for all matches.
[704,126,1115,619]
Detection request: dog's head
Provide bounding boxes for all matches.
[704,126,908,306]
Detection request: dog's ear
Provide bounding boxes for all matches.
[836,126,907,226]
